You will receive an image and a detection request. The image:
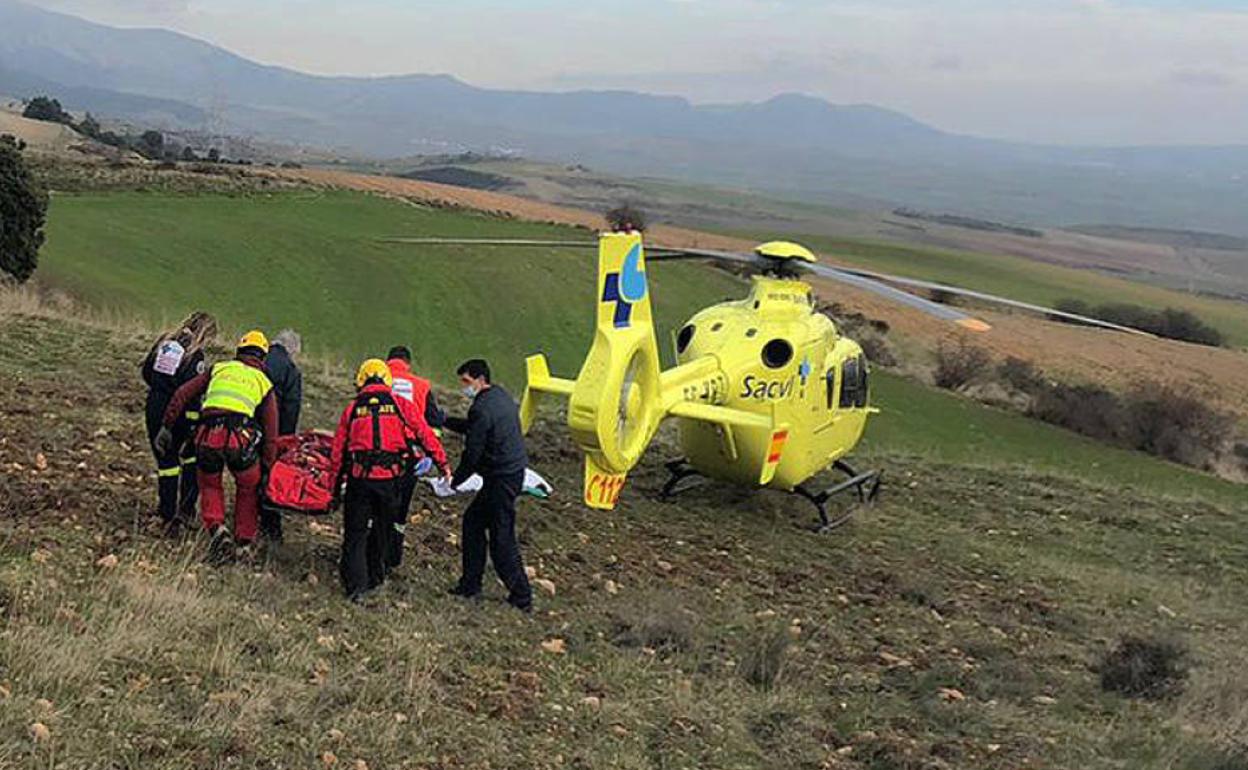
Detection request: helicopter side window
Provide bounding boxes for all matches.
[824,368,837,410]
[840,357,859,408]
[761,339,793,369]
[856,355,870,408]
[676,324,696,354]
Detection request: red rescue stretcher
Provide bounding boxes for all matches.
[263,431,336,515]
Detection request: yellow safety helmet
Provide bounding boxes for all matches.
[356,358,393,389]
[237,330,270,354]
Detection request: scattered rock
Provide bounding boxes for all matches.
[877,651,913,668]
[394,713,408,723]
[34,452,48,471]
[525,566,538,579]
[95,554,119,570]
[1157,605,1177,619]
[603,580,620,595]
[755,609,777,619]
[30,722,50,743]
[656,560,674,573]
[34,698,53,713]
[326,729,345,742]
[30,549,51,564]
[353,760,369,770]
[1032,695,1058,706]
[534,578,557,597]
[321,751,338,766]
[581,695,602,711]
[937,688,966,702]
[610,724,629,738]
[306,573,319,587]
[541,638,567,655]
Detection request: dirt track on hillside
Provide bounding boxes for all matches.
[280,167,1248,419]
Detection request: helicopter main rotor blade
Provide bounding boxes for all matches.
[378,237,598,248]
[803,263,989,330]
[647,247,990,330]
[827,266,1152,337]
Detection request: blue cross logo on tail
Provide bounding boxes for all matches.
[602,243,648,328]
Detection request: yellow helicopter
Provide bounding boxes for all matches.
[388,231,1146,530]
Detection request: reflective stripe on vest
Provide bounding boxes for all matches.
[202,361,273,418]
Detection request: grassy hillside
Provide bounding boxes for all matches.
[38,190,745,387]
[772,233,1248,348]
[2,304,1247,769]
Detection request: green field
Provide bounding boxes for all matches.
[40,190,745,387]
[767,233,1248,348]
[867,372,1243,505]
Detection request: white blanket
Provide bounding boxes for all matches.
[425,468,554,499]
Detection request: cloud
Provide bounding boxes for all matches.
[1171,69,1234,88]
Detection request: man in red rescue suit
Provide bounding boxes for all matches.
[159,330,278,555]
[329,359,451,603]
[385,345,446,570]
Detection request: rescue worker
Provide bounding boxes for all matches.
[158,330,278,559]
[385,345,446,569]
[260,328,303,543]
[445,359,533,612]
[141,311,217,534]
[329,359,451,603]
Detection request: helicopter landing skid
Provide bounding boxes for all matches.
[659,458,881,533]
[795,461,882,533]
[659,459,707,499]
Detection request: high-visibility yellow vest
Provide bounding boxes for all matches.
[202,360,273,418]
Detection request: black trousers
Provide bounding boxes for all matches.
[384,469,419,570]
[145,405,198,524]
[339,477,402,597]
[458,472,532,607]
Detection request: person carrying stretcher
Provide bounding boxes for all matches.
[159,330,278,560]
[329,359,451,604]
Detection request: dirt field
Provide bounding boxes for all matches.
[0,109,87,153]
[280,167,1248,421]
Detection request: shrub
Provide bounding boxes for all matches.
[738,623,790,691]
[820,303,897,366]
[611,594,697,652]
[1123,383,1233,467]
[22,96,73,125]
[997,356,1045,394]
[933,338,991,390]
[1051,298,1224,347]
[1029,382,1125,443]
[1099,636,1189,700]
[605,203,647,233]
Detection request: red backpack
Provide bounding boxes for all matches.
[346,390,418,479]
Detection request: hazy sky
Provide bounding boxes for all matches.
[21,0,1248,145]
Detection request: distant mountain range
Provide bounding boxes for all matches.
[2,0,1246,235]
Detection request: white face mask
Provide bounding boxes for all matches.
[461,384,478,399]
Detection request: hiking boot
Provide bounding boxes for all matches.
[206,526,234,564]
[234,541,257,563]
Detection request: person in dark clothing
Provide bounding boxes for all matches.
[140,311,217,533]
[260,329,303,542]
[266,329,303,435]
[445,359,533,612]
[329,359,450,603]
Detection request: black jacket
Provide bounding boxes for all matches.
[141,340,206,437]
[265,343,303,436]
[447,385,527,486]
